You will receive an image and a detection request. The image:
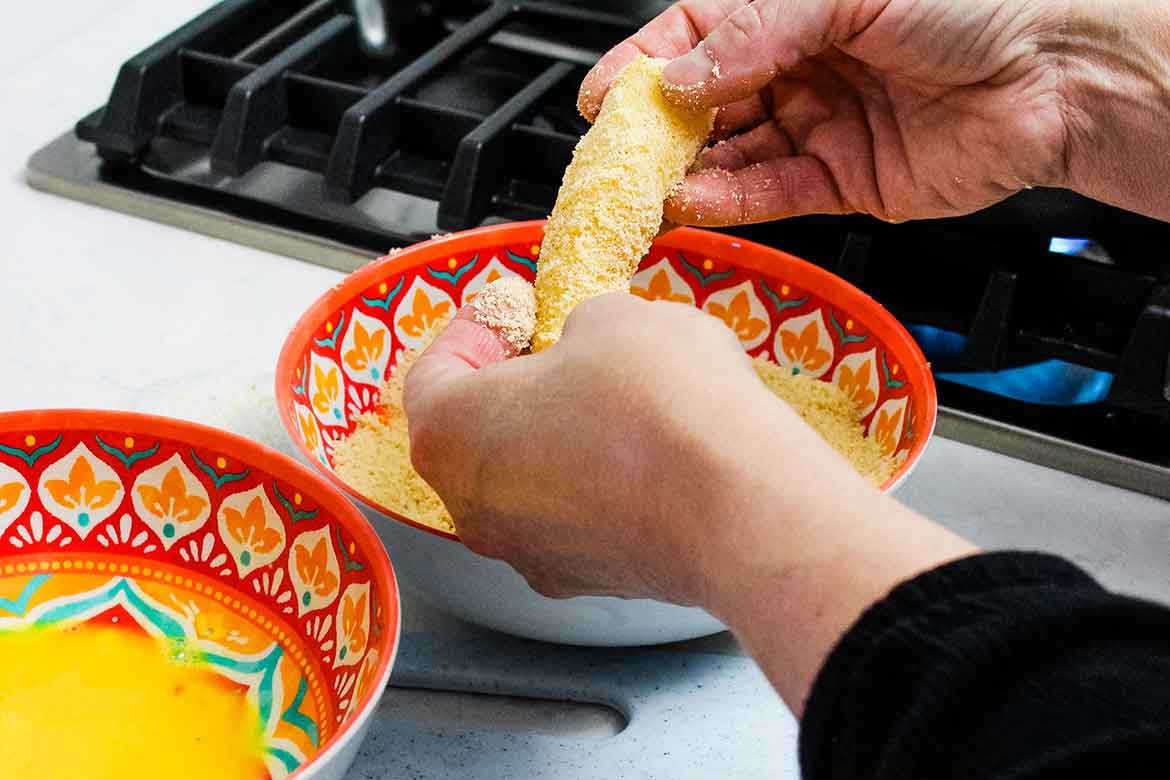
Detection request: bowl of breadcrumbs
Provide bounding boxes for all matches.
[275,221,935,647]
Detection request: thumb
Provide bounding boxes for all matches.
[402,305,513,422]
[404,276,537,421]
[661,0,837,108]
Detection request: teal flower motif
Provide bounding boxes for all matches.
[190,449,250,488]
[0,433,62,467]
[829,311,867,344]
[679,253,734,287]
[504,248,538,272]
[426,254,478,285]
[94,434,160,469]
[759,280,807,312]
[361,277,404,311]
[314,312,345,349]
[273,480,321,525]
[881,351,906,389]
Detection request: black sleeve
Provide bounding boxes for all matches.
[799,552,1170,780]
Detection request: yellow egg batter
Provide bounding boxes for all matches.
[0,624,266,780]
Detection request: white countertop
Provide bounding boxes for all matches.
[3,1,339,417]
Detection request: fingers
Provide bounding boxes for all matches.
[664,157,849,226]
[578,43,644,122]
[577,0,751,121]
[402,306,512,423]
[712,94,770,138]
[700,120,794,169]
[661,0,840,110]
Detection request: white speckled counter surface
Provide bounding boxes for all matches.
[4,3,1169,778]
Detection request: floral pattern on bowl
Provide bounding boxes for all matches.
[278,221,935,543]
[0,410,399,779]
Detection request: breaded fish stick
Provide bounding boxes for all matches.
[531,55,715,351]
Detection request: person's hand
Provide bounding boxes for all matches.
[404,294,975,712]
[405,293,825,604]
[578,0,1153,225]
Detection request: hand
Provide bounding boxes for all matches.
[404,294,976,712]
[579,0,1075,225]
[405,293,803,604]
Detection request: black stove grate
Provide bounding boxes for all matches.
[77,0,630,230]
[70,0,1170,467]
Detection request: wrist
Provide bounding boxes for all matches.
[1051,0,1170,218]
[691,400,892,620]
[692,409,977,713]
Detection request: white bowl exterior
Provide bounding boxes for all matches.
[353,498,725,647]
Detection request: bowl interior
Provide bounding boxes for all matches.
[0,411,398,779]
[277,221,935,539]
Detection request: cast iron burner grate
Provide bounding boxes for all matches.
[76,0,630,230]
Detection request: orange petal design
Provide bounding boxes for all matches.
[222,506,248,546]
[311,364,339,415]
[343,320,386,373]
[343,593,369,653]
[781,320,831,373]
[353,650,380,706]
[709,290,768,343]
[874,408,905,456]
[299,411,320,451]
[836,361,877,412]
[44,457,121,512]
[397,289,451,339]
[0,482,24,513]
[256,526,283,554]
[631,269,691,304]
[224,496,281,553]
[296,537,340,597]
[137,466,207,524]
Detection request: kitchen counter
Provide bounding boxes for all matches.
[4,2,1170,778]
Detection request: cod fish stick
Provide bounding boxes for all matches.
[531,55,715,351]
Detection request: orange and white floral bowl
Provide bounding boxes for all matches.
[0,410,399,779]
[276,221,935,646]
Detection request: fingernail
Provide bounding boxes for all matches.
[663,45,716,89]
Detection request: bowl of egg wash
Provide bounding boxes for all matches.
[0,409,399,780]
[275,220,936,647]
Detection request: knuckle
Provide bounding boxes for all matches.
[722,4,767,48]
[564,293,634,334]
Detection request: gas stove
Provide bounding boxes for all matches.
[27,0,1170,500]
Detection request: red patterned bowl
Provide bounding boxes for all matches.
[0,410,399,779]
[275,221,935,645]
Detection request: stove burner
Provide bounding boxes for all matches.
[28,0,1170,492]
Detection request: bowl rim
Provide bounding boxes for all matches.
[0,408,401,779]
[275,220,937,542]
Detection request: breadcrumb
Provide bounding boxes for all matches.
[473,277,537,355]
[332,316,456,533]
[752,357,895,485]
